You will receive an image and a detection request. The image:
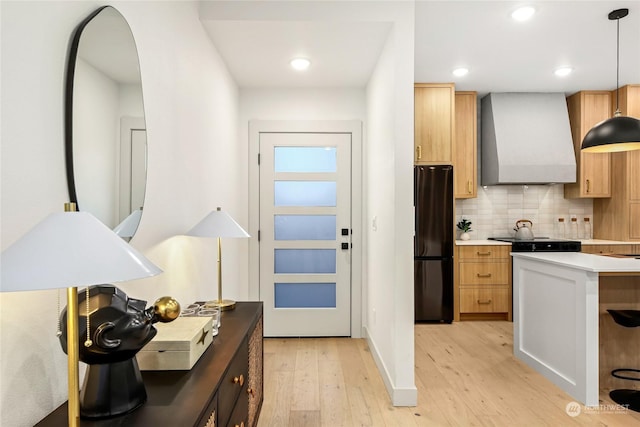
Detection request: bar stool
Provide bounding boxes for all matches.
[607,309,640,412]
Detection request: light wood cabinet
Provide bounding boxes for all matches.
[564,91,612,198]
[414,83,455,164]
[454,91,477,198]
[593,85,640,241]
[581,244,638,255]
[455,245,511,321]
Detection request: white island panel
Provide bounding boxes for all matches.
[513,255,602,406]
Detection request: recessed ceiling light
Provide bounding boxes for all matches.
[511,6,536,21]
[290,58,311,71]
[554,67,573,77]
[453,67,469,77]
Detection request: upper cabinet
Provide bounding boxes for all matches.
[564,91,611,198]
[594,85,640,241]
[414,83,455,165]
[454,92,477,198]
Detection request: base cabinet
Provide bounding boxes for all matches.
[36,302,264,427]
[456,245,511,321]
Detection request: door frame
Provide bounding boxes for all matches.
[248,120,363,338]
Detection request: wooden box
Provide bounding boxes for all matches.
[137,316,214,371]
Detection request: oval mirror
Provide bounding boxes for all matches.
[65,6,147,241]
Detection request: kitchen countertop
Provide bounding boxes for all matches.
[455,238,637,246]
[511,251,640,274]
[455,239,511,246]
[579,239,639,245]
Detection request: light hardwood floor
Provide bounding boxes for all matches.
[257,321,640,426]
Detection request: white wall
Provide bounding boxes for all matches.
[364,4,416,406]
[0,1,241,426]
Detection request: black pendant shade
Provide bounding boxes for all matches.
[580,8,640,153]
[581,115,640,153]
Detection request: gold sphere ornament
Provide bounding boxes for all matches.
[154,296,180,322]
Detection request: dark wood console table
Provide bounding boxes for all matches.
[36,302,263,427]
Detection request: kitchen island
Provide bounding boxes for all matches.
[512,252,640,407]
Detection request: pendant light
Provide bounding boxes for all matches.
[581,8,640,153]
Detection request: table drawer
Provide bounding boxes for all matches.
[459,262,509,285]
[460,286,509,313]
[218,337,249,427]
[458,245,510,261]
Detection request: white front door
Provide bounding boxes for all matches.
[258,131,352,336]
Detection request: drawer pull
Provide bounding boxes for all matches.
[477,299,492,305]
[233,374,245,387]
[477,251,491,256]
[234,423,245,427]
[477,273,492,278]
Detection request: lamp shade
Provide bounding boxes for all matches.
[113,208,143,238]
[187,207,250,238]
[1,211,162,292]
[581,115,640,153]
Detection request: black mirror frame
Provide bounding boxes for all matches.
[64,6,109,209]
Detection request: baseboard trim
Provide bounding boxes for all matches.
[363,326,418,406]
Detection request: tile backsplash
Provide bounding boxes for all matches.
[455,185,593,240]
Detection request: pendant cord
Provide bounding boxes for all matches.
[615,16,620,113]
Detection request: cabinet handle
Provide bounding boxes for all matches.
[476,251,491,256]
[586,179,591,193]
[234,423,245,427]
[247,388,255,397]
[233,374,245,387]
[477,299,492,305]
[467,180,472,194]
[416,145,422,160]
[477,273,492,278]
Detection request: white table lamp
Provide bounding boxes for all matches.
[187,207,249,311]
[0,203,162,427]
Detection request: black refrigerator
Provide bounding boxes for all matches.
[414,165,454,323]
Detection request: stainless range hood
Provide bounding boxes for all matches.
[481,92,576,185]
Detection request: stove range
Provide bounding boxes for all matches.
[488,237,581,252]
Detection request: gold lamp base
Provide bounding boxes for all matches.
[204,299,236,311]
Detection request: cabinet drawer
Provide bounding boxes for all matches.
[459,262,509,285]
[460,287,509,313]
[226,383,249,427]
[458,245,510,261]
[218,338,249,427]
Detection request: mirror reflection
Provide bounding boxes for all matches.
[66,6,147,240]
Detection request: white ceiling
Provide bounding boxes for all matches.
[201,1,640,96]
